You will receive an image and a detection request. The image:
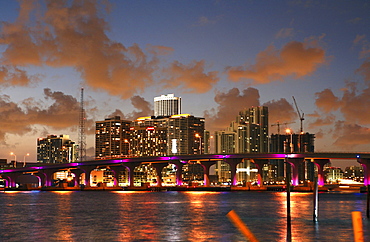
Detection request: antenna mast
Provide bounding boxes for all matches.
[79,87,86,161]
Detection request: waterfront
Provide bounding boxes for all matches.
[0,191,369,241]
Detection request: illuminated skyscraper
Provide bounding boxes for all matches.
[130,114,205,156]
[154,94,181,117]
[214,106,269,184]
[37,134,78,163]
[95,116,131,159]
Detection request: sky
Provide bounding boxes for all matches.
[0,0,369,168]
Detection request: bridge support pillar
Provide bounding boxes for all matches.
[79,166,96,187]
[171,160,186,186]
[251,159,269,186]
[151,163,168,187]
[110,166,126,187]
[313,159,330,186]
[200,160,216,187]
[1,173,20,188]
[224,158,243,186]
[71,169,84,187]
[36,169,58,187]
[123,163,139,188]
[0,175,8,188]
[286,158,305,186]
[358,158,370,186]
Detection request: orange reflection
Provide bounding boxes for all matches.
[183,191,221,195]
[51,191,73,194]
[4,191,22,193]
[54,192,73,241]
[273,192,313,241]
[184,192,220,241]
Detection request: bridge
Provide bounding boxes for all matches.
[1,152,370,189]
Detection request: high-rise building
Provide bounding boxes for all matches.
[95,116,131,159]
[269,132,315,182]
[130,114,205,156]
[237,106,269,152]
[214,106,269,184]
[214,130,236,153]
[154,94,181,117]
[37,135,78,163]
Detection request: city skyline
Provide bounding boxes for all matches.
[0,1,369,169]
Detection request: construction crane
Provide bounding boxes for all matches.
[271,121,295,134]
[292,96,305,133]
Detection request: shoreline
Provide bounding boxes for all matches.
[1,184,366,192]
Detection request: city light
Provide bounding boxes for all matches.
[10,152,16,167]
[124,139,131,156]
[23,153,29,167]
[195,133,202,154]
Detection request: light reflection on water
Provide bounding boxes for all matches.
[0,190,369,241]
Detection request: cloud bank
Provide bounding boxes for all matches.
[227,40,326,84]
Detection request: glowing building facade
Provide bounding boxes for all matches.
[130,114,205,156]
[95,116,131,159]
[37,134,78,163]
[214,106,269,184]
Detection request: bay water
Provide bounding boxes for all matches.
[0,190,369,241]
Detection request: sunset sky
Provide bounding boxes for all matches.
[0,0,369,168]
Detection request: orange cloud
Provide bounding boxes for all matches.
[227,41,326,83]
[308,113,336,129]
[162,60,219,93]
[0,88,92,141]
[0,1,221,97]
[356,58,370,83]
[340,84,370,125]
[146,44,174,56]
[332,121,370,149]
[0,66,39,86]
[0,1,159,98]
[353,34,370,59]
[204,87,260,131]
[314,84,370,126]
[106,95,153,121]
[315,88,341,113]
[263,98,297,132]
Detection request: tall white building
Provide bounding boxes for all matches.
[154,94,181,117]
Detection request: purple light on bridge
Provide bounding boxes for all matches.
[30,167,42,169]
[285,154,301,158]
[157,156,171,161]
[269,154,286,158]
[0,169,12,173]
[110,160,123,164]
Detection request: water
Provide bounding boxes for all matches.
[0,190,369,241]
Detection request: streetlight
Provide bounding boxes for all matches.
[23,153,30,167]
[10,152,16,168]
[124,139,131,156]
[195,133,202,154]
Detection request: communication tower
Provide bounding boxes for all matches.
[78,87,86,161]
